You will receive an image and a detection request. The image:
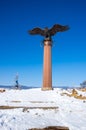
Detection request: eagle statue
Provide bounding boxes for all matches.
[28,24,69,40]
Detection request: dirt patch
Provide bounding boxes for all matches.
[61,89,86,100]
[30,101,54,103]
[0,106,22,109]
[0,89,5,93]
[11,101,21,103]
[79,88,86,92]
[29,126,69,130]
[8,101,54,104]
[0,106,58,110]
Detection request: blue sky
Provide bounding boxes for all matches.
[0,0,86,87]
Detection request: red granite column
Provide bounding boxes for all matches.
[42,40,53,90]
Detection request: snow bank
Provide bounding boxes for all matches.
[0,88,86,130]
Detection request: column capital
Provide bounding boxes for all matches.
[44,40,52,46]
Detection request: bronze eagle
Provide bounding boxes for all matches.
[28,24,69,40]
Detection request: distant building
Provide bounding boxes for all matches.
[80,80,86,88]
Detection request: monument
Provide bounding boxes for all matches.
[28,24,69,90]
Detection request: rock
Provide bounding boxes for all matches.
[29,126,69,130]
[0,89,5,93]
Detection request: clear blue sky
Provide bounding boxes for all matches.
[0,0,86,87]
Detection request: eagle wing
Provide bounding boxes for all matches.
[49,24,69,36]
[28,27,45,36]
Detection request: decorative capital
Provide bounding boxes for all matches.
[44,39,52,46]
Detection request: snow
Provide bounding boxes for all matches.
[0,87,86,130]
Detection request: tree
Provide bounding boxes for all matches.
[80,80,86,88]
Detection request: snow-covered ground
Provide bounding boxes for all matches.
[0,87,86,130]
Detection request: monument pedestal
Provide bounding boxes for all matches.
[42,40,53,91]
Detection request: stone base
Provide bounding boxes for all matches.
[41,87,53,91]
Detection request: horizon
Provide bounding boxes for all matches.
[0,85,81,90]
[0,0,86,86]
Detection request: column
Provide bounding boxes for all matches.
[42,40,53,90]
